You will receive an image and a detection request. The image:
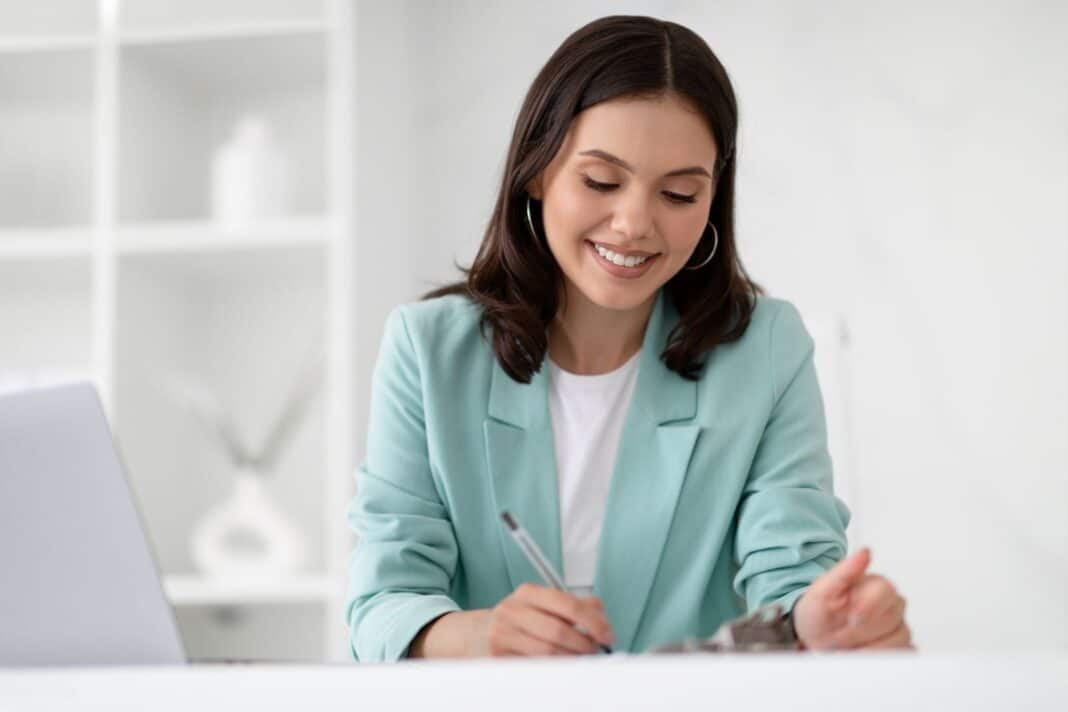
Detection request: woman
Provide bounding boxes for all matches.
[345,15,912,661]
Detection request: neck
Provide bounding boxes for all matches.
[547,283,656,375]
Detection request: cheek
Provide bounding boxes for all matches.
[663,212,708,254]
[544,187,603,239]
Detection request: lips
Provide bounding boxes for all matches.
[585,240,660,279]
[588,240,659,258]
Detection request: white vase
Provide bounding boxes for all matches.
[190,466,305,579]
[210,115,292,227]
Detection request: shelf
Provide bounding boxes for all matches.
[0,219,330,259]
[118,31,326,223]
[0,369,95,399]
[119,20,326,46]
[119,0,324,36]
[0,37,96,54]
[118,240,324,290]
[174,601,325,662]
[0,0,354,664]
[0,226,93,260]
[0,47,94,228]
[117,216,330,254]
[163,573,337,606]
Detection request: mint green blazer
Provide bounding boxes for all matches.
[344,288,851,662]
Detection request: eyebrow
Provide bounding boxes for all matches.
[577,148,713,179]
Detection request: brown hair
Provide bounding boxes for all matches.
[423,15,764,383]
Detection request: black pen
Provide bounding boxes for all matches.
[500,511,613,654]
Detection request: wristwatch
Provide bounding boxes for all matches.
[647,603,803,654]
[782,605,801,649]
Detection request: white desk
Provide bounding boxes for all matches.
[2,652,1065,711]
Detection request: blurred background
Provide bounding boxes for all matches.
[0,0,1064,662]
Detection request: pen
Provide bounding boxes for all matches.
[499,511,613,654]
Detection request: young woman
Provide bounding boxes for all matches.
[345,15,912,661]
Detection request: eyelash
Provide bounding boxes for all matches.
[582,175,697,204]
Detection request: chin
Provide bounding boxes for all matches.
[574,282,657,312]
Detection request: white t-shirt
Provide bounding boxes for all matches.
[547,350,641,596]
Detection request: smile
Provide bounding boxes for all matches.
[585,240,660,279]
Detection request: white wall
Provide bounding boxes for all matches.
[354,0,1068,652]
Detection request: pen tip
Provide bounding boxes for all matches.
[500,511,517,530]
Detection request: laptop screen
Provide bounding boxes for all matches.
[0,383,186,666]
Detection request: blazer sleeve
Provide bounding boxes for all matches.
[732,300,852,617]
[344,305,461,662]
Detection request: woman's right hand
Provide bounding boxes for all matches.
[481,583,615,656]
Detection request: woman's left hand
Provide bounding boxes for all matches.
[792,547,915,651]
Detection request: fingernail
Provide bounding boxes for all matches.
[850,614,865,628]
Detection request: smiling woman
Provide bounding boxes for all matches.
[344,14,910,663]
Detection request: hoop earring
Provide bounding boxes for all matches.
[683,222,719,271]
[525,195,538,240]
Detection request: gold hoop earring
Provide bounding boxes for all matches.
[683,222,719,271]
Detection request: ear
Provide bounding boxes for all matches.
[525,176,543,200]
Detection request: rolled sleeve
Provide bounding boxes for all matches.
[732,300,852,616]
[344,306,461,662]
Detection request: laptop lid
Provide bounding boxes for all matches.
[0,382,187,666]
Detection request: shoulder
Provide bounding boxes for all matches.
[747,294,815,400]
[381,292,487,365]
[714,293,809,353]
[389,292,481,335]
[745,294,803,336]
[704,294,812,400]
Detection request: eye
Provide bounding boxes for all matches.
[582,175,697,205]
[582,176,618,192]
[664,191,697,205]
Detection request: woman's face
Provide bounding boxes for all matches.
[528,92,719,313]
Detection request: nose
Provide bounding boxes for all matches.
[608,190,654,241]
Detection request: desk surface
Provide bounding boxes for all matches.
[2,652,1066,711]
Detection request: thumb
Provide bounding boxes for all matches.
[810,547,871,601]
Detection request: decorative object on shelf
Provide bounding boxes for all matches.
[210,114,293,227]
[164,351,322,580]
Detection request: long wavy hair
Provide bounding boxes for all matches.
[423,15,764,383]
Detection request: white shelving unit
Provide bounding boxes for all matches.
[0,0,355,662]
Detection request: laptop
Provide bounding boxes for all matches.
[0,382,187,666]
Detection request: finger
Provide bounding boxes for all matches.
[825,589,851,612]
[858,622,912,650]
[808,548,872,602]
[831,595,906,649]
[516,585,614,645]
[846,575,897,625]
[858,599,906,645]
[510,606,600,655]
[869,595,907,630]
[494,621,575,657]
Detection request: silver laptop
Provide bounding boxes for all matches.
[0,382,187,666]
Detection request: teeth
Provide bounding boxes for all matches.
[594,243,650,267]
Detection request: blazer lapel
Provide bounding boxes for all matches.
[594,291,701,651]
[484,353,563,591]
